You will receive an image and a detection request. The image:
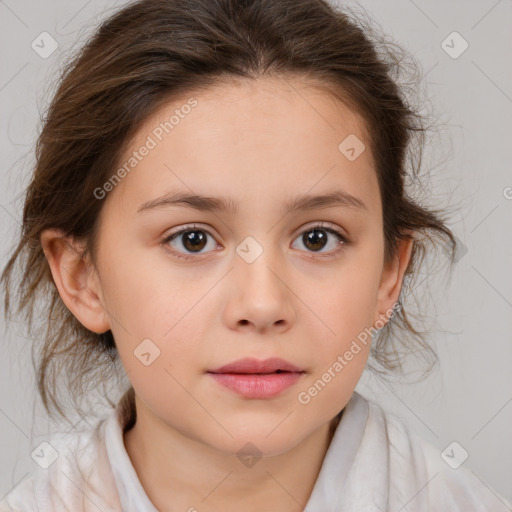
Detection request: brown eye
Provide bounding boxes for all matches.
[162,225,218,258]
[180,230,208,252]
[291,224,347,256]
[302,229,328,251]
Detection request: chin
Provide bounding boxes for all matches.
[211,435,301,461]
[201,420,308,459]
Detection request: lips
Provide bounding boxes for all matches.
[207,357,304,375]
[207,357,305,399]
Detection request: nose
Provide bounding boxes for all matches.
[222,247,295,334]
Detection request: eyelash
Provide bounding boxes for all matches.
[160,222,349,261]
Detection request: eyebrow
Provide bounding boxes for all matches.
[137,189,368,215]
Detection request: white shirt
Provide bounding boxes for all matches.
[1,390,510,511]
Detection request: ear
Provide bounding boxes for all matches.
[373,231,415,327]
[40,228,110,334]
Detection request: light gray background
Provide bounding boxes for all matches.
[1,0,511,506]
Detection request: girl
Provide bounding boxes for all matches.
[1,0,510,510]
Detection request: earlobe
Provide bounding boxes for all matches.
[373,231,415,327]
[40,228,110,334]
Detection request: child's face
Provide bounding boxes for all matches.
[84,76,409,454]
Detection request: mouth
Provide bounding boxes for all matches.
[209,370,301,375]
[206,358,305,398]
[207,369,305,399]
[207,357,305,375]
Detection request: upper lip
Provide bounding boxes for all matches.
[208,357,304,374]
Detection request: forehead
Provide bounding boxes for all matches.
[102,75,380,219]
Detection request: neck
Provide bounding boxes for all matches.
[123,396,341,512]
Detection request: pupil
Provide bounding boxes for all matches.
[304,229,327,251]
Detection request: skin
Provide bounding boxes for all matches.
[41,75,413,512]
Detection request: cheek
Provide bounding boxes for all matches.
[98,240,200,330]
[112,313,207,411]
[306,259,381,338]
[100,251,215,376]
[310,290,374,381]
[295,278,375,415]
[297,244,382,383]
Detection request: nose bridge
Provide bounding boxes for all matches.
[235,233,284,294]
[227,232,294,331]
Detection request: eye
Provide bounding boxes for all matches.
[161,222,348,261]
[291,223,348,257]
[161,224,219,259]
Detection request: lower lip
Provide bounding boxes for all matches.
[207,372,304,398]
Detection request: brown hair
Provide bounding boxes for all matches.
[1,0,457,423]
